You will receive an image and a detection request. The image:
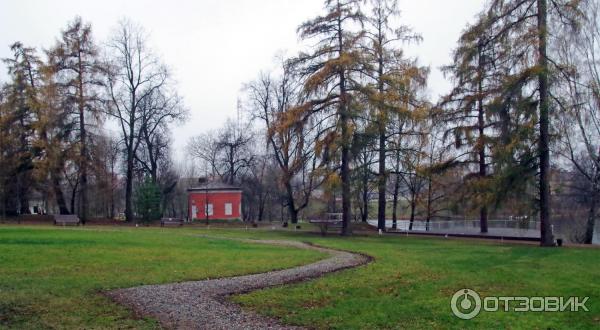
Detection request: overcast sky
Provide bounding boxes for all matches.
[0,0,484,161]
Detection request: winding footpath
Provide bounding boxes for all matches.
[106,238,372,329]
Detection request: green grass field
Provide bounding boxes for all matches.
[0,226,324,329]
[1,225,599,329]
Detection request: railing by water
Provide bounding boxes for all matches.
[367,219,541,238]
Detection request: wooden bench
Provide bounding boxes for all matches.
[309,220,343,236]
[53,214,81,226]
[310,213,344,236]
[160,218,184,227]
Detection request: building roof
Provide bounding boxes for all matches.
[187,181,242,192]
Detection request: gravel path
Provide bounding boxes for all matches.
[106,238,371,330]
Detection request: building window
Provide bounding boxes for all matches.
[225,203,232,216]
[205,204,213,216]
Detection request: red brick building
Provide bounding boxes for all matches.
[187,182,242,221]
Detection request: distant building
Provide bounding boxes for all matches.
[27,190,48,215]
[187,182,242,221]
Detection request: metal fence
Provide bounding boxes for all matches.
[369,219,541,236]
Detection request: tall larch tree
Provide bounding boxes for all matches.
[291,0,365,235]
[33,62,75,215]
[1,42,42,215]
[386,61,429,230]
[47,17,103,224]
[441,16,498,233]
[469,0,584,246]
[362,0,421,232]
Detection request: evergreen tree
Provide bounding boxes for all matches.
[134,177,162,224]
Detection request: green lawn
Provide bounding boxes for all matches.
[0,226,325,329]
[198,229,600,329]
[1,225,599,329]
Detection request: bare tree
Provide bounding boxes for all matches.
[245,65,321,224]
[90,134,121,219]
[555,1,600,244]
[188,132,221,177]
[188,118,255,185]
[239,154,278,222]
[134,86,185,183]
[421,118,452,228]
[398,128,428,231]
[104,19,176,222]
[352,142,377,223]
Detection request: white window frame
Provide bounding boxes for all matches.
[225,203,233,216]
[205,203,214,216]
[191,205,198,220]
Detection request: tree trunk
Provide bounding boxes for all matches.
[392,174,400,230]
[78,53,88,225]
[377,130,387,229]
[125,144,134,222]
[329,192,337,213]
[257,192,266,222]
[426,177,432,231]
[52,172,70,214]
[150,162,157,184]
[477,43,488,234]
[585,192,596,244]
[125,85,137,223]
[79,111,88,223]
[110,180,115,219]
[228,145,235,185]
[409,196,416,231]
[338,8,351,236]
[70,180,79,215]
[340,110,351,235]
[258,206,264,222]
[19,192,30,215]
[538,0,554,247]
[289,207,299,225]
[376,42,387,231]
[361,169,369,222]
[480,206,488,233]
[285,181,299,224]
